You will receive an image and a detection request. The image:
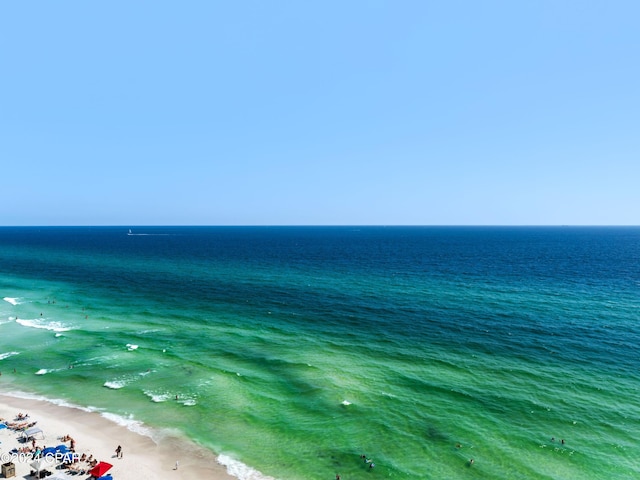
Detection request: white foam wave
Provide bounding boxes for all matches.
[341,400,352,406]
[0,351,19,361]
[35,369,54,375]
[126,344,139,351]
[16,318,72,332]
[0,390,94,412]
[217,454,276,480]
[103,380,127,389]
[3,297,19,305]
[100,412,154,439]
[144,390,172,403]
[103,371,144,389]
[174,394,198,406]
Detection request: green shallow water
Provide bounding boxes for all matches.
[0,226,639,480]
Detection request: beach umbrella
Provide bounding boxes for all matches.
[42,446,57,456]
[53,444,71,463]
[89,461,113,478]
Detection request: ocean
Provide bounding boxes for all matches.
[0,226,638,480]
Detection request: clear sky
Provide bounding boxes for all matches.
[2,1,639,225]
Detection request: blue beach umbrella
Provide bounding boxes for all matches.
[42,447,57,456]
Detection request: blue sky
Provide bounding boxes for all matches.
[2,1,639,225]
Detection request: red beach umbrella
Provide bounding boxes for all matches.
[89,461,113,477]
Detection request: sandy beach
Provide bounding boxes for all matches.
[0,394,234,480]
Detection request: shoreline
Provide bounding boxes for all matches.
[0,392,236,480]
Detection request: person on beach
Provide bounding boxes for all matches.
[116,445,122,458]
[174,460,179,470]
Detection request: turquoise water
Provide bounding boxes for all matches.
[0,226,639,479]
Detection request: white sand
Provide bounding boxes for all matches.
[0,394,235,479]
